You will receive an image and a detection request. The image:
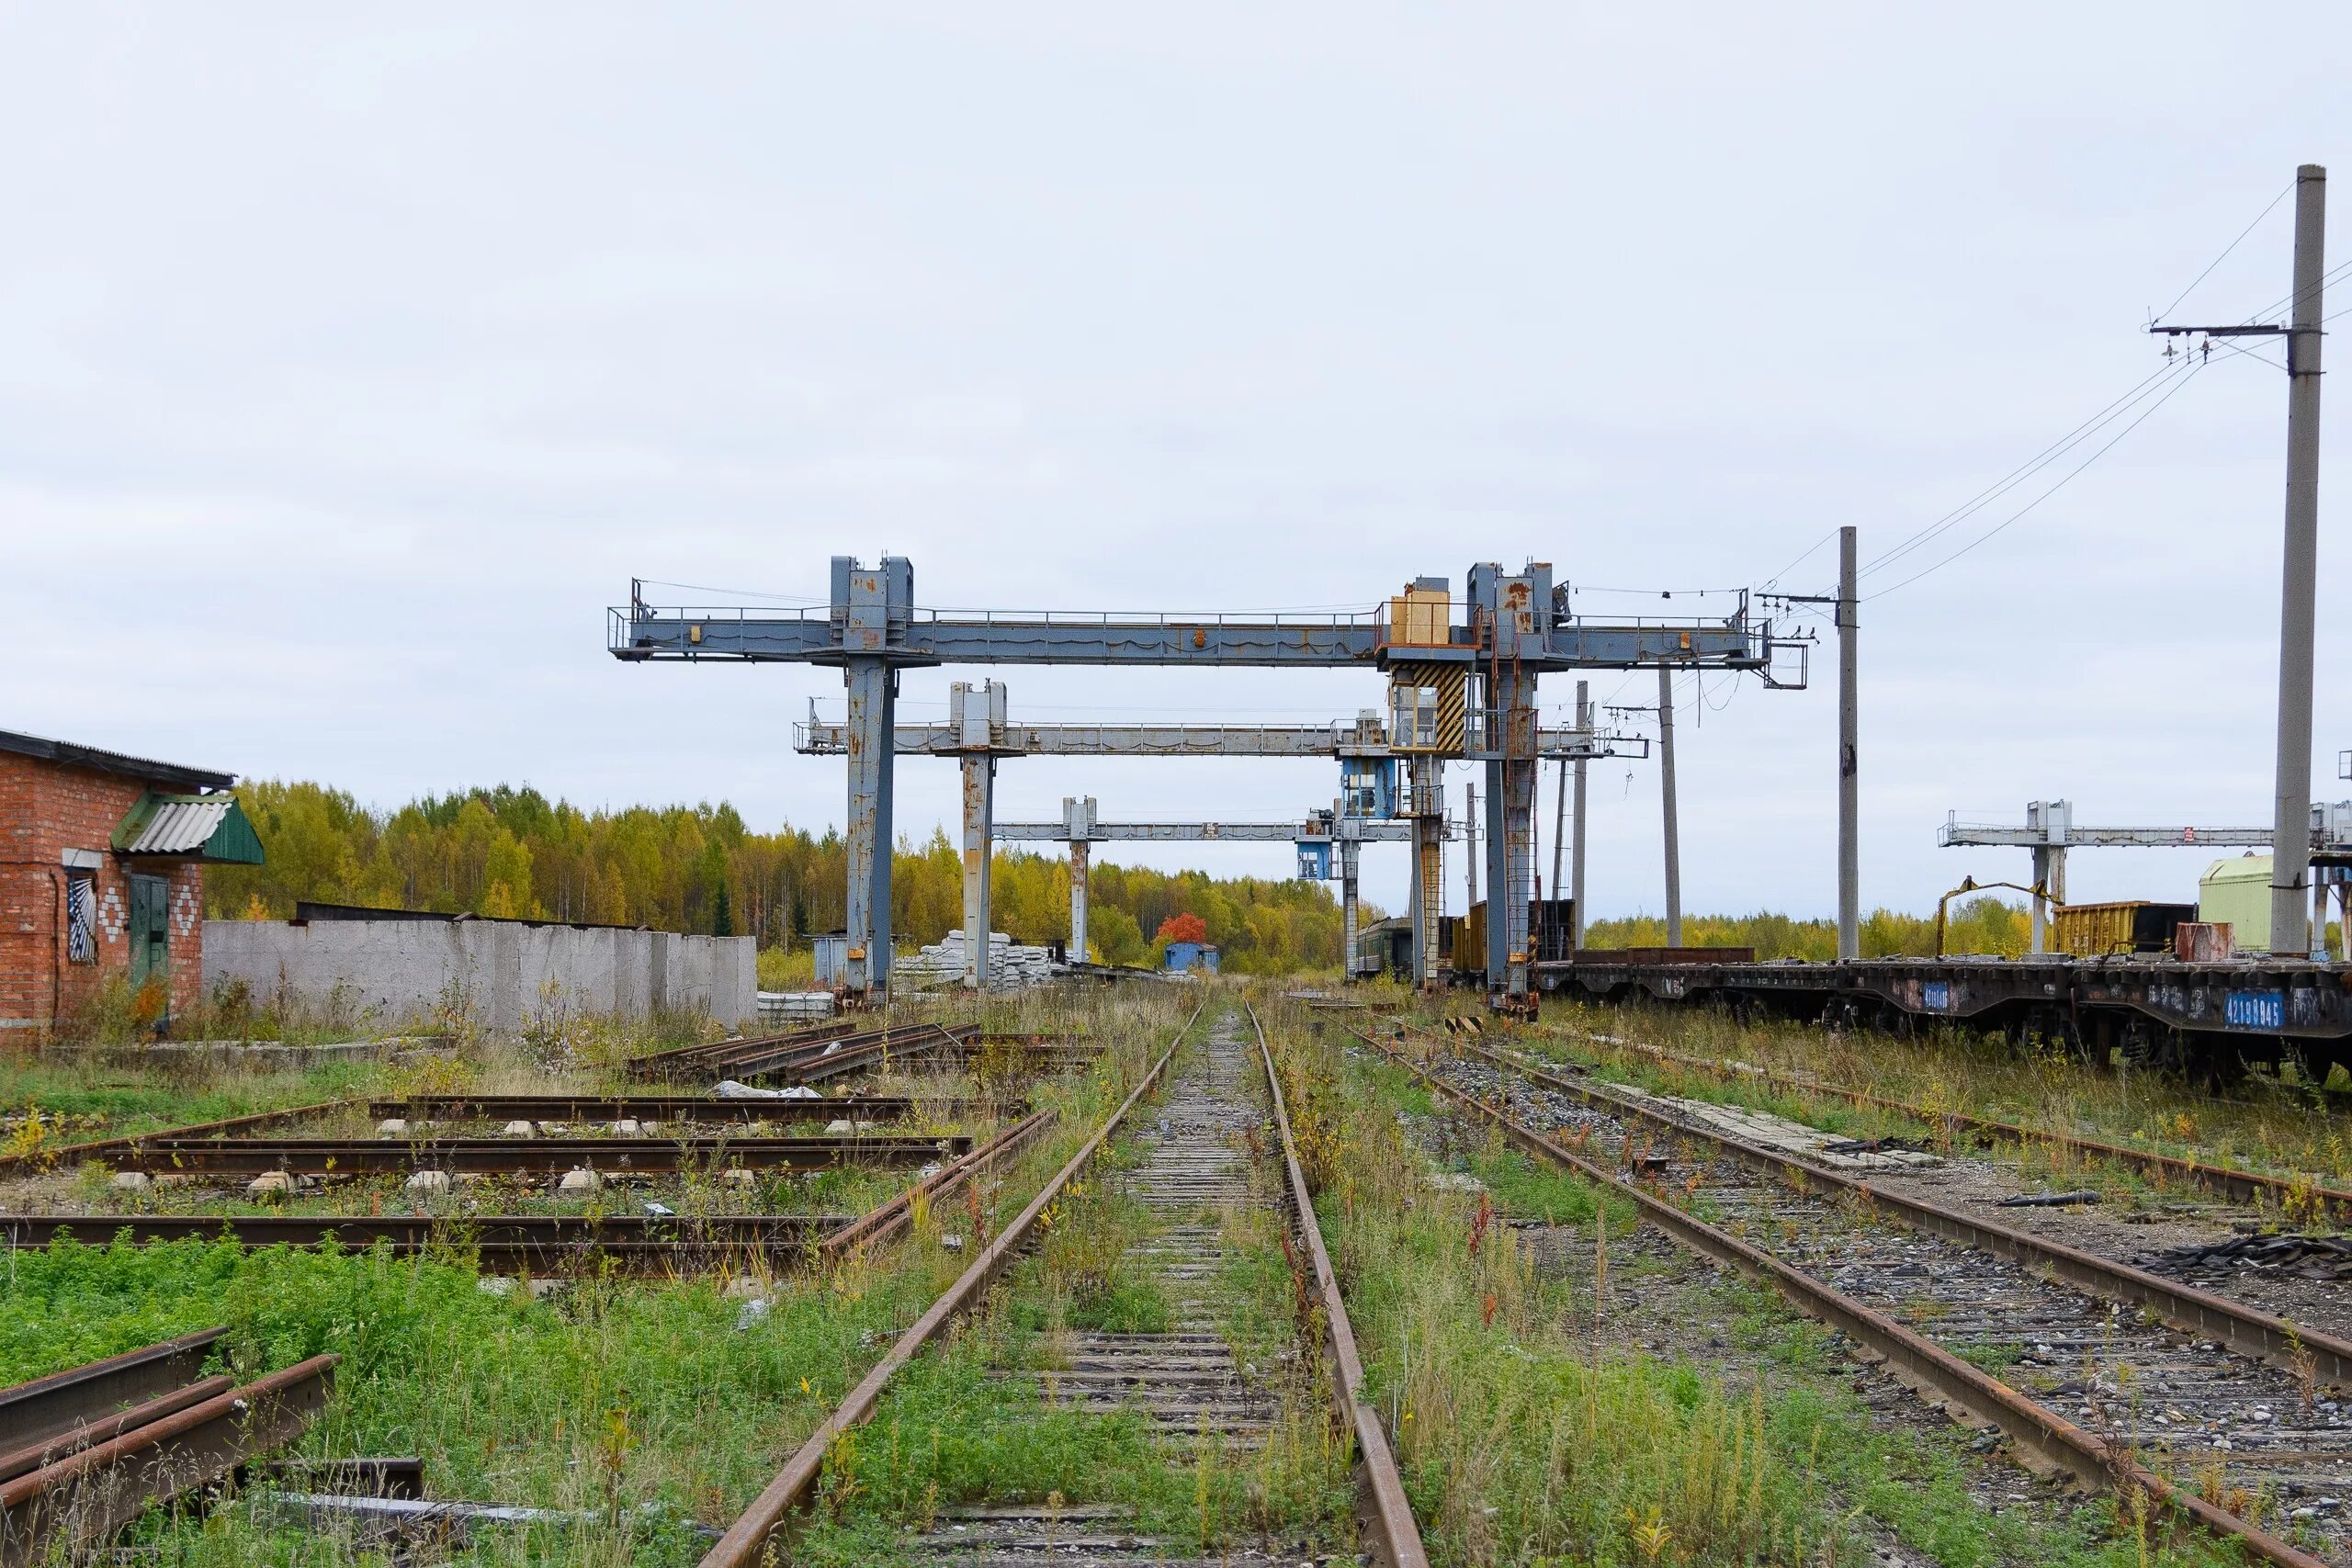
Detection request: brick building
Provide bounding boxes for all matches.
[0,730,263,1035]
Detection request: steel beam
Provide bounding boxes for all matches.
[995,820,1408,842]
[618,609,1766,671]
[795,716,1624,761]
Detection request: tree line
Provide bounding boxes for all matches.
[1582,900,2035,960]
[206,781,1352,975]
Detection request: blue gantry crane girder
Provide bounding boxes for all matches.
[610,555,1792,1002]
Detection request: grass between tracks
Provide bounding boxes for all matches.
[793,999,1356,1565]
[1519,998,2352,1220]
[0,988,1184,1566]
[1258,993,2245,1568]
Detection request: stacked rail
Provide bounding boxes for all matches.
[0,1331,334,1565]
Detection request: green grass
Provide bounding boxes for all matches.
[796,999,1354,1562]
[0,985,1204,1565]
[1254,992,2251,1568]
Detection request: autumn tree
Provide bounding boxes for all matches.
[1154,912,1209,946]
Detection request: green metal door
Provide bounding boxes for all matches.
[129,874,170,996]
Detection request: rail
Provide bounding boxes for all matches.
[0,1349,335,1565]
[1353,1027,2332,1568]
[0,1101,355,1177]
[1449,1033,2352,1386]
[1566,1029,2352,1223]
[0,1329,227,1453]
[697,999,1204,1567]
[1245,1001,1429,1568]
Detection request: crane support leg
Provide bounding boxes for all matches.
[960,752,995,988]
[1408,757,1442,986]
[1069,840,1091,964]
[843,657,899,997]
[1340,838,1361,982]
[1485,669,1539,1000]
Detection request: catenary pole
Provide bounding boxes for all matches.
[1571,681,1589,950]
[1658,665,1682,946]
[1838,525,1860,960]
[2270,165,2327,957]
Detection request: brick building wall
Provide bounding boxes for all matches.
[0,751,207,1032]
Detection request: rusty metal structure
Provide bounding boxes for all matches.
[0,1335,334,1565]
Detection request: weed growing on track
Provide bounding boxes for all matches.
[1256,993,2246,1568]
[0,987,1193,1563]
[1529,998,2352,1199]
[796,1000,1355,1564]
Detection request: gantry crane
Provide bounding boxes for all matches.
[611,556,1797,1003]
[1940,798,2352,954]
[794,681,1641,986]
[989,796,1411,977]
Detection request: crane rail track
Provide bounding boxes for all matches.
[700,998,1427,1568]
[1355,1026,2349,1568]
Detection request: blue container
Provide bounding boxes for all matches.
[1164,941,1221,974]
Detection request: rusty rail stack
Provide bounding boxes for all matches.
[0,1330,334,1565]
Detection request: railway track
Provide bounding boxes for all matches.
[1553,1024,2352,1224]
[703,998,1424,1567]
[1359,1025,2352,1566]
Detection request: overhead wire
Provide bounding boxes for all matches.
[1857,355,2196,582]
[1863,359,2208,601]
[2150,180,2294,325]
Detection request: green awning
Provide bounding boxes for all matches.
[110,793,266,865]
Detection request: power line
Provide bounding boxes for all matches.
[1864,360,2207,601]
[1758,527,1840,592]
[2247,254,2352,325]
[2152,180,2294,324]
[1859,357,2195,581]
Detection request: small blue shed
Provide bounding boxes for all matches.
[1163,941,1221,974]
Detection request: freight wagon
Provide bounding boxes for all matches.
[1539,953,2352,1087]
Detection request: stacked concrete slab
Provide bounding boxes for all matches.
[202,919,756,1034]
[893,930,1056,991]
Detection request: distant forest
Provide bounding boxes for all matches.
[206,782,1352,974]
[1583,904,2035,960]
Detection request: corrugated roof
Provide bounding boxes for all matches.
[0,729,234,792]
[122,796,237,855]
[110,792,266,864]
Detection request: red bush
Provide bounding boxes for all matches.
[1154,912,1208,946]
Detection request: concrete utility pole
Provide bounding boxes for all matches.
[2150,165,2328,957]
[1571,680,1589,950]
[2273,165,2328,957]
[1658,665,1682,946]
[1838,526,1860,961]
[1550,749,1567,910]
[1464,781,1479,910]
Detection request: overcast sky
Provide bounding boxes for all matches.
[7,5,2349,924]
